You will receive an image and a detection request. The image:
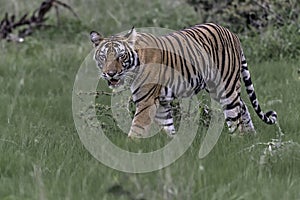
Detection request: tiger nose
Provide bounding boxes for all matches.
[107,70,117,77]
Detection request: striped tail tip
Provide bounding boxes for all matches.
[265,110,277,124]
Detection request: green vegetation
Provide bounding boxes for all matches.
[0,0,299,199]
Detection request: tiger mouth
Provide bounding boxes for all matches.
[108,78,123,88]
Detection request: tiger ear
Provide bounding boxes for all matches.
[90,31,103,47]
[124,27,137,48]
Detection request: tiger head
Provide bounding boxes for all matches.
[90,28,139,88]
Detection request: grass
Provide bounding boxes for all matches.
[1,0,300,199]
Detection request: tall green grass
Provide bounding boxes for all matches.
[0,0,299,199]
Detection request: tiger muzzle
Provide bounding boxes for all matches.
[104,71,124,88]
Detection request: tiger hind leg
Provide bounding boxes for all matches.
[240,99,256,133]
[154,103,176,136]
[223,107,242,133]
[219,93,242,133]
[222,97,256,133]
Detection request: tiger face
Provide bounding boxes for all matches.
[90,28,138,88]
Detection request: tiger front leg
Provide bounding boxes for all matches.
[155,103,176,136]
[128,100,159,138]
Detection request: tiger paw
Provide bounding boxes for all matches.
[128,123,150,139]
[240,124,256,135]
[128,130,143,138]
[163,126,176,137]
[127,131,142,143]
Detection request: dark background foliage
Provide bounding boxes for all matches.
[186,0,300,61]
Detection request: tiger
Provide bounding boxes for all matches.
[90,23,277,138]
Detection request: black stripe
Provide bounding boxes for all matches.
[134,104,152,117]
[243,76,252,87]
[200,25,220,68]
[224,96,240,110]
[178,31,199,75]
[132,124,145,130]
[161,123,174,126]
[132,74,153,95]
[225,112,241,122]
[134,85,157,104]
[163,37,178,70]
[169,33,189,77]
[155,114,172,119]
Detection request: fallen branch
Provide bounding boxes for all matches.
[0,0,79,42]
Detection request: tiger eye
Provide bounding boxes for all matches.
[120,53,126,58]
